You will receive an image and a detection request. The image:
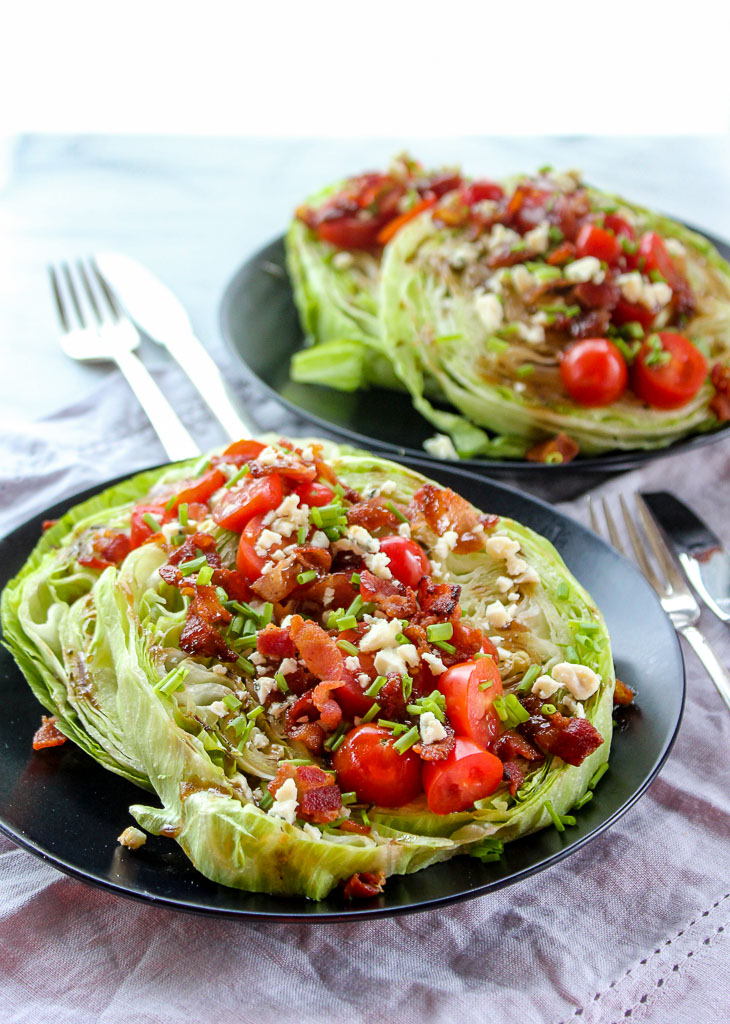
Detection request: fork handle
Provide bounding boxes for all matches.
[115,350,200,461]
[680,625,730,712]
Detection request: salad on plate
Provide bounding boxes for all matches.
[1,438,627,900]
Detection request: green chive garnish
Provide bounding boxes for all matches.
[557,581,570,600]
[360,703,380,723]
[517,664,541,693]
[222,693,242,711]
[478,679,494,691]
[225,465,250,488]
[588,763,608,790]
[179,555,207,575]
[544,799,565,832]
[350,572,361,586]
[236,656,255,677]
[274,671,289,693]
[341,791,357,805]
[196,564,214,586]
[434,640,456,654]
[165,493,177,512]
[385,501,409,524]
[247,706,264,721]
[336,639,359,656]
[260,603,273,627]
[297,525,307,545]
[377,719,407,736]
[346,594,364,619]
[336,614,358,632]
[426,622,454,643]
[364,675,387,698]
[142,512,161,533]
[230,715,247,736]
[401,674,413,701]
[178,503,188,526]
[504,693,529,724]
[575,791,593,809]
[297,570,317,585]
[259,788,273,810]
[541,703,557,715]
[393,725,420,754]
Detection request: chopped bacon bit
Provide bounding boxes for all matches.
[613,678,636,706]
[42,519,58,532]
[413,724,455,761]
[359,569,417,619]
[285,691,325,754]
[311,680,344,731]
[448,618,486,665]
[249,453,317,483]
[251,547,332,603]
[346,499,399,532]
[78,528,132,570]
[551,190,592,241]
[339,820,372,835]
[486,245,533,270]
[289,615,344,683]
[546,240,576,266]
[520,698,604,767]
[494,728,544,763]
[168,531,222,568]
[408,484,484,551]
[297,572,359,611]
[710,363,730,422]
[502,760,525,796]
[179,585,236,661]
[343,871,386,900]
[32,715,67,750]
[416,577,461,621]
[270,763,342,823]
[572,279,620,311]
[554,308,611,340]
[525,433,580,464]
[256,624,297,660]
[375,675,410,720]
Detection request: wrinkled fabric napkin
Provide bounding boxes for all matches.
[1,367,728,1024]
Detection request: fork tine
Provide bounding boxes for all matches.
[48,266,70,331]
[62,262,86,327]
[90,260,122,319]
[601,497,625,554]
[586,495,600,533]
[618,494,663,591]
[76,260,103,323]
[635,493,686,590]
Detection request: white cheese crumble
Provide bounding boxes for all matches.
[398,521,412,539]
[333,250,354,270]
[475,292,503,334]
[419,711,447,745]
[524,221,550,254]
[487,222,521,253]
[250,727,270,749]
[262,493,310,538]
[422,651,447,676]
[379,481,397,495]
[302,822,322,840]
[299,446,315,463]
[211,664,228,676]
[449,242,479,269]
[374,644,419,678]
[511,264,537,297]
[255,675,278,703]
[532,674,561,699]
[495,575,513,594]
[516,321,545,345]
[564,256,604,284]
[255,445,280,467]
[485,600,512,629]
[365,551,392,580]
[309,530,330,549]
[208,701,227,718]
[433,529,459,561]
[616,271,672,311]
[344,655,361,672]
[322,587,335,607]
[357,672,370,688]
[423,434,459,461]
[562,694,586,718]
[665,238,686,258]
[279,657,298,676]
[551,662,601,700]
[254,528,281,556]
[249,651,265,666]
[360,618,402,652]
[485,534,527,576]
[269,777,298,824]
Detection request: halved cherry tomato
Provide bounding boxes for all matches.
[612,298,655,332]
[221,439,266,465]
[236,514,270,580]
[78,530,132,570]
[332,724,423,806]
[560,338,628,407]
[317,217,382,250]
[461,181,504,206]
[508,185,552,232]
[377,536,430,590]
[637,232,682,291]
[295,481,335,507]
[213,473,284,532]
[575,223,622,265]
[632,332,707,410]
[422,737,504,814]
[130,504,166,549]
[167,467,226,510]
[438,657,503,750]
[603,213,635,242]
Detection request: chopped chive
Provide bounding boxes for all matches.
[260,603,273,627]
[336,639,359,656]
[155,665,189,694]
[434,640,456,654]
[232,634,256,650]
[297,525,307,545]
[565,645,578,663]
[474,651,492,660]
[259,788,273,810]
[350,572,361,586]
[385,501,409,524]
[516,363,534,378]
[560,814,576,827]
[493,696,509,722]
[179,555,207,575]
[280,758,312,766]
[297,570,317,585]
[393,725,420,755]
[178,503,188,526]
[364,675,387,698]
[247,705,264,721]
[196,564,214,586]
[225,465,250,488]
[426,622,454,643]
[504,693,529,723]
[377,719,407,735]
[360,809,370,826]
[478,679,494,691]
[336,614,358,631]
[401,674,413,701]
[236,656,255,677]
[341,791,357,805]
[142,512,161,533]
[620,236,638,255]
[541,703,557,715]
[544,799,565,832]
[360,702,380,723]
[346,594,364,619]
[171,533,185,546]
[222,693,242,711]
[570,619,600,634]
[588,763,608,790]
[575,791,594,809]
[165,493,177,512]
[324,724,348,751]
[649,269,666,283]
[548,224,564,242]
[487,336,510,354]
[309,506,323,527]
[330,733,345,752]
[517,664,541,693]
[274,671,290,694]
[229,614,244,634]
[230,715,248,736]
[557,581,570,600]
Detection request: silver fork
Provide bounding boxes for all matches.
[49,260,201,462]
[588,492,730,712]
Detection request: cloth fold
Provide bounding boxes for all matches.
[1,369,728,1024]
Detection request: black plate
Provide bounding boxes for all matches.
[0,458,684,921]
[219,231,730,501]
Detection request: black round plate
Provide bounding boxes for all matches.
[219,231,730,501]
[0,458,684,921]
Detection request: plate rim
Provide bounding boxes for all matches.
[0,459,686,922]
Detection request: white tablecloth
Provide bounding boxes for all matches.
[1,365,728,1024]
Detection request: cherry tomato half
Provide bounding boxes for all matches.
[632,332,707,410]
[461,180,504,205]
[422,737,504,814]
[236,514,270,581]
[221,439,266,465]
[560,338,628,407]
[603,213,635,242]
[213,473,284,532]
[377,536,430,589]
[167,467,226,511]
[438,657,503,750]
[575,223,622,265]
[130,504,166,549]
[332,725,423,806]
[295,481,335,507]
[637,231,682,291]
[611,298,655,333]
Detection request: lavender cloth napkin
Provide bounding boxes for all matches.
[1,368,728,1024]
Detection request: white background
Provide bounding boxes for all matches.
[2,0,730,137]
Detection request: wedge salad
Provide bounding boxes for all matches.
[287,156,730,461]
[1,438,623,900]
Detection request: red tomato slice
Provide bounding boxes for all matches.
[637,232,682,291]
[295,481,335,507]
[317,216,383,250]
[461,181,504,205]
[603,213,635,242]
[221,439,266,465]
[575,223,622,265]
[213,474,284,532]
[332,725,423,806]
[168,467,226,510]
[560,338,628,407]
[632,332,708,410]
[612,297,655,332]
[236,514,269,581]
[129,504,166,549]
[438,657,503,750]
[422,737,504,814]
[377,536,430,589]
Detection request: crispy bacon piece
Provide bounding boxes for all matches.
[285,691,325,754]
[256,624,296,660]
[376,675,410,720]
[408,484,486,552]
[449,618,486,665]
[248,453,317,483]
[554,308,611,340]
[413,724,455,761]
[502,760,525,796]
[525,433,579,464]
[77,529,132,570]
[710,363,730,422]
[343,871,386,900]
[179,585,236,661]
[486,245,532,270]
[297,571,359,611]
[289,615,344,683]
[339,820,372,835]
[520,697,603,767]
[551,190,591,241]
[546,240,576,266]
[494,729,544,763]
[346,499,399,532]
[416,577,461,621]
[251,547,332,603]
[42,519,58,532]
[613,678,636,706]
[270,763,342,823]
[572,279,620,310]
[32,715,67,750]
[311,680,343,731]
[359,569,417,619]
[167,531,221,568]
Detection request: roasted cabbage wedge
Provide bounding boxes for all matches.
[2,441,615,900]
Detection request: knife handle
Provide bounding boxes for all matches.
[680,624,730,713]
[169,332,258,441]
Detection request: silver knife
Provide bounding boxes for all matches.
[94,252,256,440]
[640,490,730,624]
